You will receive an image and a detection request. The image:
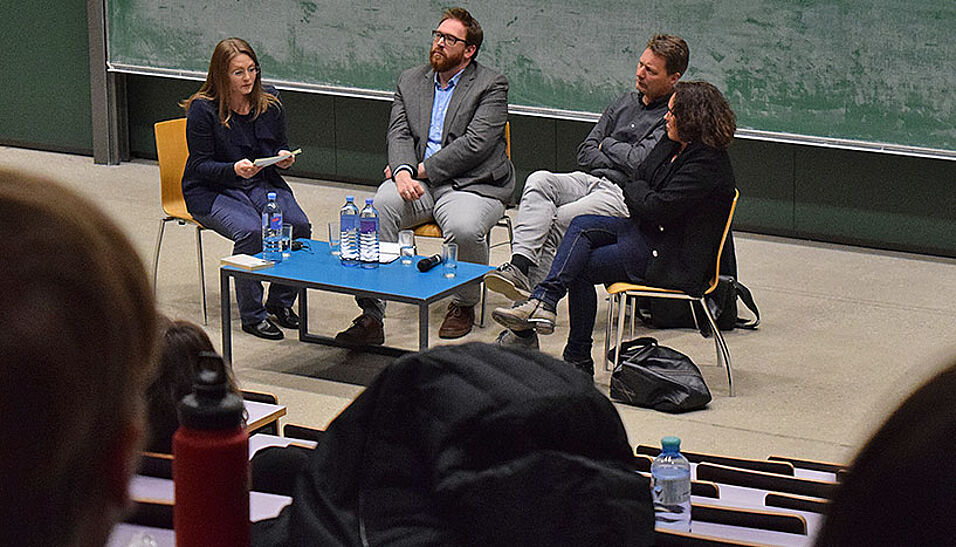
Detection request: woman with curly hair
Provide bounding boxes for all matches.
[493,81,737,375]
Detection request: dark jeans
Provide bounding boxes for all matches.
[532,215,650,362]
[194,183,311,325]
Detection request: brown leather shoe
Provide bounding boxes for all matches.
[438,302,474,339]
[334,314,385,346]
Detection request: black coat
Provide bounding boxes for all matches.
[252,343,654,546]
[624,140,736,296]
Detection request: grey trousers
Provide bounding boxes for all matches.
[511,170,630,286]
[357,180,505,321]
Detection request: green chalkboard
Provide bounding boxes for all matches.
[107,1,956,153]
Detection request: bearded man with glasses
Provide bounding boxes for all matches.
[336,7,515,346]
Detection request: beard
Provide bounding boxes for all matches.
[429,45,463,73]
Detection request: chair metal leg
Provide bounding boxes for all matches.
[504,215,514,254]
[151,218,169,295]
[628,294,636,339]
[195,226,207,325]
[603,294,614,371]
[489,214,514,253]
[698,297,734,397]
[478,282,486,327]
[613,293,628,370]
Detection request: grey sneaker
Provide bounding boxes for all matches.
[494,329,540,351]
[492,299,556,335]
[484,262,532,301]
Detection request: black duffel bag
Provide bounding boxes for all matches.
[637,275,760,335]
[609,337,711,413]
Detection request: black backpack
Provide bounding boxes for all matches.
[636,234,760,335]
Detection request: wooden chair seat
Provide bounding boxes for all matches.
[152,117,213,324]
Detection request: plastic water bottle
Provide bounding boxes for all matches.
[173,352,249,546]
[339,195,360,266]
[651,436,692,531]
[359,198,379,269]
[261,192,283,262]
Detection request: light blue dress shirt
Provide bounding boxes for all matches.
[424,68,465,160]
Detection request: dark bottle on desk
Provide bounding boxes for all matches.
[173,352,249,547]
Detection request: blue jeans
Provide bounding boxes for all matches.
[532,215,650,362]
[194,183,311,325]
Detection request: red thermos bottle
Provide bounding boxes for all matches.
[173,352,249,546]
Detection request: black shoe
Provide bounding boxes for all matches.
[242,319,284,340]
[266,305,300,329]
[566,356,594,377]
[334,314,385,346]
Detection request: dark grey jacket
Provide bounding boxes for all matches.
[577,90,671,186]
[387,61,516,204]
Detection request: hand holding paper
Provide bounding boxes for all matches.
[254,148,302,168]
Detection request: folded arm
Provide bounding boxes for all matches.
[599,117,666,179]
[623,150,722,224]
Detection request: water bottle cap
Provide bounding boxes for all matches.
[177,352,244,430]
[267,192,277,200]
[346,195,354,202]
[365,198,374,204]
[661,436,681,451]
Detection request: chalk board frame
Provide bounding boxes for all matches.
[106,61,956,162]
[93,1,956,163]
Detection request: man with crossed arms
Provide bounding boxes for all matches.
[484,33,689,348]
[335,7,514,345]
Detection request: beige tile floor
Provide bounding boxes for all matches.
[5,145,955,466]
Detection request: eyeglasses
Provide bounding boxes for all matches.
[431,30,468,47]
[231,66,260,78]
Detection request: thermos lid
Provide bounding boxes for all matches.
[177,352,245,430]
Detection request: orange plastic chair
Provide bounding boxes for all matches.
[151,118,210,324]
[603,189,740,396]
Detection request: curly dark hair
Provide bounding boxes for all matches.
[671,81,736,150]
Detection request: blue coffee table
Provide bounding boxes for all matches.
[219,240,492,363]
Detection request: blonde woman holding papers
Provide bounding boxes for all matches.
[181,37,311,340]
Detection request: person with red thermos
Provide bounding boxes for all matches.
[173,351,249,546]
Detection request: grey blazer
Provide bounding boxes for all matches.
[387,61,516,204]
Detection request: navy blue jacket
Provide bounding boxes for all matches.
[181,87,292,215]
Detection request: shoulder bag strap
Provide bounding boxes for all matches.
[733,281,760,329]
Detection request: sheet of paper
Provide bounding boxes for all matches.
[379,241,400,263]
[253,148,302,168]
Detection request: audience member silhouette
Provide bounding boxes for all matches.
[0,167,159,546]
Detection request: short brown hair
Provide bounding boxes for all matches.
[647,34,689,76]
[670,81,736,150]
[180,37,279,127]
[441,7,483,58]
[0,168,159,546]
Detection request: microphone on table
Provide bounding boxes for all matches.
[417,254,443,272]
